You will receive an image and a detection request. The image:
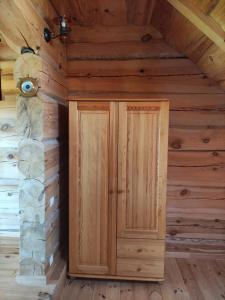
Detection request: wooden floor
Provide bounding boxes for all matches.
[0,252,66,300]
[60,258,225,300]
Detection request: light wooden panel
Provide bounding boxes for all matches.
[63,0,225,260]
[165,0,225,52]
[67,75,223,94]
[67,40,184,60]
[69,101,117,275]
[54,0,156,26]
[117,101,169,240]
[168,151,225,188]
[69,25,161,43]
[68,58,200,77]
[126,0,156,25]
[152,0,225,90]
[0,98,19,269]
[0,61,17,96]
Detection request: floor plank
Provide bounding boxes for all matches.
[176,258,205,300]
[60,258,225,300]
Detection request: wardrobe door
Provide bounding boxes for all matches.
[117,101,169,240]
[69,101,117,275]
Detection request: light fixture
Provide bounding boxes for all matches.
[44,16,72,43]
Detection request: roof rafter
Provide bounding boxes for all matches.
[166,0,225,52]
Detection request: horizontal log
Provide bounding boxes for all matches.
[0,101,18,147]
[46,217,60,258]
[168,151,225,188]
[67,75,224,94]
[67,58,201,77]
[1,74,17,95]
[0,236,19,254]
[14,53,67,102]
[45,175,60,218]
[43,101,69,139]
[167,217,225,228]
[167,199,225,215]
[17,96,68,141]
[169,127,225,150]
[0,148,18,180]
[0,213,19,231]
[198,44,225,80]
[0,37,17,61]
[170,110,225,128]
[167,211,225,221]
[0,61,14,74]
[167,185,225,202]
[67,40,184,60]
[43,102,59,139]
[18,140,65,187]
[68,92,225,110]
[46,210,59,237]
[45,142,60,179]
[0,253,19,275]
[0,60,16,95]
[167,225,225,240]
[69,25,162,43]
[169,94,225,111]
[166,237,225,259]
[169,150,225,167]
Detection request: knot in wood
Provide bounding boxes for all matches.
[170,230,177,236]
[180,189,188,196]
[1,123,9,131]
[171,140,181,149]
[202,137,210,143]
[141,33,152,42]
[8,153,14,159]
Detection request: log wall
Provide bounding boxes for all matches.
[14,52,68,285]
[0,61,19,276]
[0,0,69,286]
[66,27,225,259]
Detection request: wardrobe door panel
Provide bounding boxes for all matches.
[69,101,117,275]
[117,102,169,239]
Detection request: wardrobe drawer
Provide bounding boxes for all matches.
[117,239,165,279]
[117,239,165,260]
[117,258,164,278]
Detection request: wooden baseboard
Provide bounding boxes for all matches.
[68,273,164,282]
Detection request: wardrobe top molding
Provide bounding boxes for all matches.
[68,95,169,102]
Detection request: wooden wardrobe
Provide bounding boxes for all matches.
[69,98,169,281]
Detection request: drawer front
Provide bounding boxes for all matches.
[117,258,164,279]
[117,239,165,279]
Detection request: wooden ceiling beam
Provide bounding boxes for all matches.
[165,0,225,52]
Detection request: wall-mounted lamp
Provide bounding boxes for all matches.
[44,16,71,43]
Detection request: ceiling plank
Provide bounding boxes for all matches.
[69,25,162,43]
[166,0,225,52]
[126,0,156,25]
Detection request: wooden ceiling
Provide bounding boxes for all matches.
[51,0,225,90]
[51,0,157,25]
[0,34,17,61]
[0,0,224,90]
[152,0,225,89]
